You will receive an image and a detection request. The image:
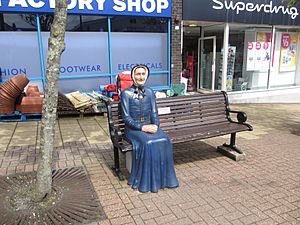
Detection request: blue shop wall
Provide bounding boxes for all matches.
[0,14,170,93]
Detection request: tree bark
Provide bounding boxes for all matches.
[35,0,68,201]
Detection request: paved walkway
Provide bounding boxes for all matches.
[0,104,300,225]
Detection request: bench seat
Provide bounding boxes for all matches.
[103,91,253,179]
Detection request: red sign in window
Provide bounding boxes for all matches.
[248,42,254,50]
[256,42,261,50]
[263,42,269,50]
[281,34,291,49]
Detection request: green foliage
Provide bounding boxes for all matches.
[283,0,298,7]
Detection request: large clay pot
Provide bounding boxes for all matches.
[0,104,15,114]
[10,74,29,91]
[0,81,20,98]
[26,84,39,96]
[0,88,15,102]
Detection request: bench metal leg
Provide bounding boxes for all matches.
[222,133,243,154]
[113,146,125,181]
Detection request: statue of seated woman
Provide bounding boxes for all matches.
[120,64,179,193]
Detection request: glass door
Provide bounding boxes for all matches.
[197,36,216,91]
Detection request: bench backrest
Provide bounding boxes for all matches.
[107,91,229,137]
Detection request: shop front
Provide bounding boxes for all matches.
[0,0,172,93]
[183,0,300,102]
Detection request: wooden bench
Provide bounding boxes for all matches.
[104,91,253,179]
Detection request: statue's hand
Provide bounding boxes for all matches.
[142,124,158,133]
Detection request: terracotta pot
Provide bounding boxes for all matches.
[18,96,43,114]
[0,104,15,114]
[28,91,42,97]
[0,88,15,101]
[7,80,23,94]
[10,78,26,91]
[21,96,43,104]
[26,84,39,96]
[0,101,14,107]
[18,105,42,114]
[0,82,20,98]
[0,98,14,105]
[10,74,29,91]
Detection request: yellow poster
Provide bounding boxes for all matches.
[280,33,298,72]
[257,32,271,42]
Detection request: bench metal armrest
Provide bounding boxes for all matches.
[228,110,247,123]
[106,125,123,149]
[228,110,253,131]
[101,98,123,148]
[112,126,123,142]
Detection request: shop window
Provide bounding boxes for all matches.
[269,28,300,88]
[36,15,108,32]
[111,32,168,76]
[0,13,38,31]
[0,14,4,31]
[0,32,41,80]
[183,25,201,91]
[66,15,107,32]
[40,31,110,92]
[37,14,53,31]
[111,16,167,33]
[229,24,272,91]
[201,24,224,91]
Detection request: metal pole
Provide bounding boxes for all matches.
[108,16,113,84]
[168,18,171,87]
[36,14,46,89]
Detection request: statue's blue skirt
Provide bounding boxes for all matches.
[126,127,179,193]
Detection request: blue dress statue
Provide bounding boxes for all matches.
[120,65,179,193]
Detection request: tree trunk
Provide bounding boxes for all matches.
[35,0,68,201]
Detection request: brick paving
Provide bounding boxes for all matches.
[0,104,300,224]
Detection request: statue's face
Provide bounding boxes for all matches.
[133,67,148,86]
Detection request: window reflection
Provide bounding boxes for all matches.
[229,24,272,91]
[81,16,107,31]
[38,14,53,31]
[270,28,300,88]
[66,15,107,32]
[111,16,167,33]
[0,13,37,31]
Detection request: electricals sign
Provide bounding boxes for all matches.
[0,0,171,17]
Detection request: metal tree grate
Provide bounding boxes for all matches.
[0,167,106,225]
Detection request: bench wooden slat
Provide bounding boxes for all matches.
[158,103,226,115]
[117,122,249,149]
[112,103,227,120]
[168,122,249,144]
[159,108,226,121]
[161,116,229,131]
[112,110,228,129]
[156,92,225,104]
